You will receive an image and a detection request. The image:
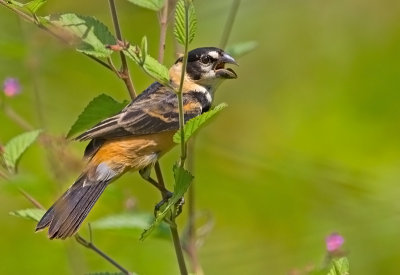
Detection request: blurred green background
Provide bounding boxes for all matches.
[1,0,400,274]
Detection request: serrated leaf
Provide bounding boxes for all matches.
[226,41,258,58]
[327,257,349,275]
[10,208,45,222]
[125,0,165,11]
[124,45,170,84]
[67,94,128,138]
[142,55,170,84]
[141,164,193,240]
[91,212,169,238]
[2,129,42,172]
[174,0,197,45]
[173,103,227,144]
[46,13,116,58]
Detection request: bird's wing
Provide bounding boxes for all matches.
[75,82,203,141]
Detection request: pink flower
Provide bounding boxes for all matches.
[3,78,21,97]
[326,233,344,252]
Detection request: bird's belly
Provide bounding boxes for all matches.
[89,131,176,172]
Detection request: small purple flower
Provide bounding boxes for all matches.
[3,78,21,97]
[326,233,344,252]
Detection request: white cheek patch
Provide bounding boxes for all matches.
[208,51,219,59]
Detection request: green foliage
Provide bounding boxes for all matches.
[46,13,116,58]
[226,41,258,58]
[67,94,128,138]
[327,257,349,275]
[124,45,170,84]
[91,212,169,238]
[125,0,165,11]
[173,103,228,144]
[8,0,47,14]
[1,129,42,173]
[140,164,193,240]
[174,0,197,46]
[9,208,45,222]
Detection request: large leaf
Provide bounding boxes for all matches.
[10,208,45,222]
[328,257,350,275]
[226,41,258,58]
[124,45,170,85]
[91,212,169,238]
[125,0,165,11]
[173,103,228,144]
[46,13,116,58]
[67,94,128,138]
[174,0,197,46]
[1,129,42,173]
[141,164,193,240]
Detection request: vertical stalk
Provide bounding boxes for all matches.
[158,0,169,63]
[108,0,136,99]
[219,0,241,49]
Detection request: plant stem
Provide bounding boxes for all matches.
[176,1,191,167]
[219,0,241,49]
[158,0,169,63]
[3,105,34,131]
[75,234,132,275]
[108,0,136,99]
[170,219,188,275]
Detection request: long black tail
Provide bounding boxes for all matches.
[36,171,113,239]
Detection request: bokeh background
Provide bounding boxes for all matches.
[1,0,400,274]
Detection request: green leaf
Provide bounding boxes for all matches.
[174,0,197,45]
[141,164,193,240]
[125,0,165,11]
[327,257,350,275]
[24,0,47,14]
[91,212,169,238]
[46,13,116,58]
[142,54,170,84]
[67,94,128,138]
[124,45,170,85]
[10,208,45,222]
[2,129,42,173]
[226,41,258,58]
[173,103,228,144]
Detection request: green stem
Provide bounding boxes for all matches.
[170,217,188,275]
[176,0,191,166]
[108,0,136,99]
[219,0,241,49]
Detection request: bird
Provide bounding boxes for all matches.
[35,47,238,239]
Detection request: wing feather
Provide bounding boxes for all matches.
[75,82,203,141]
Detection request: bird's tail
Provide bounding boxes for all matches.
[36,165,116,239]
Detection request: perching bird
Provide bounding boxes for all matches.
[36,47,238,239]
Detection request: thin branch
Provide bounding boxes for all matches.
[3,105,34,131]
[75,234,132,275]
[108,0,136,99]
[170,218,188,275]
[18,188,44,209]
[0,169,9,180]
[158,0,169,63]
[0,0,113,71]
[219,0,241,49]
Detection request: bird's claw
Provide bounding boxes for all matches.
[154,192,185,217]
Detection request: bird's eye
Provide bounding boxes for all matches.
[200,55,211,64]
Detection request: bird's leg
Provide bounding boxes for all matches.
[139,165,171,200]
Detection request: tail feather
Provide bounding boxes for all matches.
[36,171,113,239]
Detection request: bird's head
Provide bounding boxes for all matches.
[170,47,238,89]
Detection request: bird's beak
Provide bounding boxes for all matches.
[215,52,238,79]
